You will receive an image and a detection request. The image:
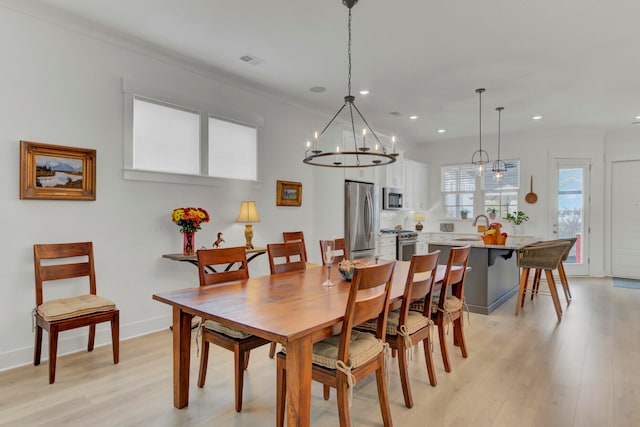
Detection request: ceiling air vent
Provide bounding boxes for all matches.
[390,112,402,117]
[239,53,265,66]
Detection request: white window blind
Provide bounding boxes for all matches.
[208,116,257,181]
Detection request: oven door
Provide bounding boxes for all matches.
[397,238,417,261]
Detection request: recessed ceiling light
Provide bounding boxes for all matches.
[409,115,418,120]
[532,115,543,120]
[359,90,369,95]
[437,129,446,133]
[309,86,326,93]
[635,115,640,120]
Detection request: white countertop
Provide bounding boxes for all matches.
[428,236,539,250]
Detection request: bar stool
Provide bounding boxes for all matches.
[529,237,577,304]
[515,240,571,321]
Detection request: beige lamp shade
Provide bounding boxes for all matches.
[413,212,426,222]
[236,201,261,223]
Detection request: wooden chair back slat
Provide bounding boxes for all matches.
[267,242,307,274]
[319,237,347,265]
[283,231,308,262]
[197,247,249,286]
[439,245,471,304]
[401,251,440,319]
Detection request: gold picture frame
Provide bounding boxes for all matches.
[276,180,302,207]
[20,141,97,201]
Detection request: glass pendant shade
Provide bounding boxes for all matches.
[492,106,507,181]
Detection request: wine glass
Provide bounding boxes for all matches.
[321,239,335,287]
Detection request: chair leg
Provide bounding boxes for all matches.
[545,269,563,322]
[391,348,397,358]
[111,312,119,364]
[336,375,351,427]
[558,262,572,304]
[88,324,96,352]
[531,269,542,300]
[515,268,530,315]
[48,325,59,384]
[235,348,246,412]
[375,364,393,427]
[244,350,251,370]
[323,384,331,400]
[397,340,414,408]
[197,340,209,388]
[34,325,43,366]
[453,316,467,358]
[438,322,451,373]
[423,334,437,386]
[269,342,277,358]
[276,355,286,427]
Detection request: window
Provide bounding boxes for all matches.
[123,79,262,185]
[442,160,520,219]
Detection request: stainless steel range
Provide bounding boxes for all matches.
[380,229,418,261]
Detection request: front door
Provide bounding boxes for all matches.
[549,159,590,275]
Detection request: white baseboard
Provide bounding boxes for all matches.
[0,314,171,372]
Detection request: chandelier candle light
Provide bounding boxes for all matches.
[471,88,489,174]
[171,207,210,256]
[303,0,396,168]
[236,201,260,249]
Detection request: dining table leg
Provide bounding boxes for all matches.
[173,306,193,408]
[285,335,312,427]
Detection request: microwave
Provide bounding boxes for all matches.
[383,187,403,210]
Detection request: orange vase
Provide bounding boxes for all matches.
[183,232,195,256]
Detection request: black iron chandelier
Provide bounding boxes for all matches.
[303,0,396,168]
[471,88,489,173]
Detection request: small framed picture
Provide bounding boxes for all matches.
[276,180,302,207]
[20,141,97,201]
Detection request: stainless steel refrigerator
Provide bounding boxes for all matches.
[345,180,380,260]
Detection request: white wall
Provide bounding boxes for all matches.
[415,128,606,277]
[0,6,354,370]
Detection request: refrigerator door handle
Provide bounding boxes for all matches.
[364,191,372,241]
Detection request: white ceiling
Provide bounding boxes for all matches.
[12,0,640,144]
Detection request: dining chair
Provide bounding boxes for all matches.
[430,245,471,373]
[319,237,348,265]
[515,240,571,322]
[358,251,440,408]
[267,241,308,357]
[33,242,119,384]
[196,247,271,412]
[275,261,396,427]
[282,231,308,261]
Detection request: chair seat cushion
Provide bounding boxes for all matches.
[409,298,425,313]
[204,320,252,339]
[431,296,463,314]
[37,294,116,322]
[358,310,432,335]
[284,330,383,370]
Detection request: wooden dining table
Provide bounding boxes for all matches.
[152,260,452,427]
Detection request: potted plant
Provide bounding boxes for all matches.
[504,210,529,234]
[460,208,469,220]
[486,207,497,220]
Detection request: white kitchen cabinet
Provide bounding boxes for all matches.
[377,235,396,261]
[403,159,428,211]
[416,233,430,255]
[382,152,404,188]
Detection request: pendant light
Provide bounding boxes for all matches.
[471,88,489,174]
[303,0,396,168]
[492,107,507,181]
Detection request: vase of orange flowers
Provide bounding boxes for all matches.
[171,207,210,255]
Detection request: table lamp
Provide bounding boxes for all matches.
[236,201,260,249]
[413,212,425,231]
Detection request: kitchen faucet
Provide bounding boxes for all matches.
[472,214,489,228]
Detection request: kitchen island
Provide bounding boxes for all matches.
[429,236,538,314]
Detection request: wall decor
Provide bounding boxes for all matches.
[20,141,97,200]
[276,180,302,206]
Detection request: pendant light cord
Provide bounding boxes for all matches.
[497,107,501,157]
[478,89,482,152]
[347,8,352,97]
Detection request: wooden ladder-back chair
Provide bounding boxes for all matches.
[282,231,308,262]
[431,245,471,373]
[196,247,271,412]
[358,251,440,408]
[33,242,119,384]
[276,261,396,427]
[515,240,571,322]
[319,237,348,265]
[267,241,308,357]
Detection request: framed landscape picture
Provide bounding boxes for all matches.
[276,180,302,206]
[20,141,96,201]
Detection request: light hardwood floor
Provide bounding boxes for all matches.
[2,277,640,427]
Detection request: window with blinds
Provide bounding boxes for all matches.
[441,160,520,219]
